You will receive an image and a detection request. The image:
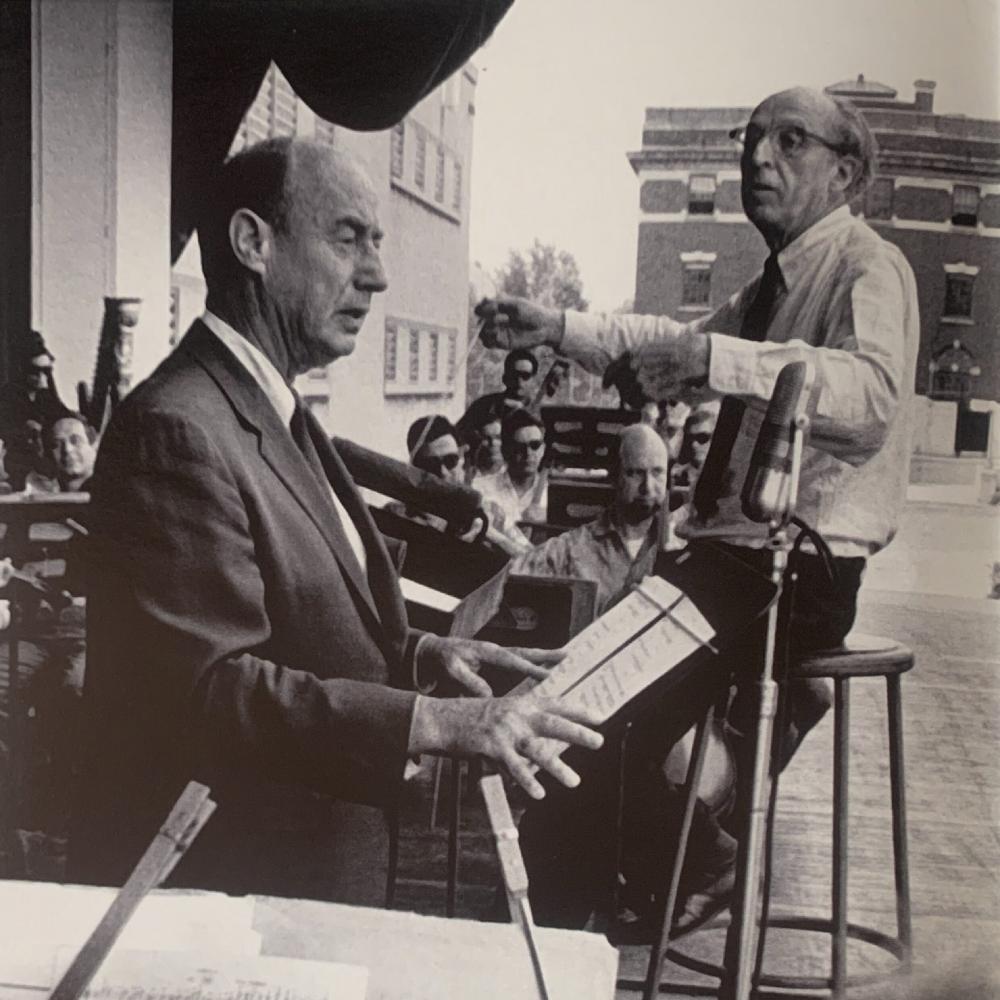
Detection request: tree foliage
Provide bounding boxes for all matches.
[494,239,588,312]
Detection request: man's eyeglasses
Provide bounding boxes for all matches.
[420,452,462,474]
[508,438,543,455]
[729,123,845,159]
[508,369,535,382]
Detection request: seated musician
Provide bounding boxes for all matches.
[473,409,549,548]
[387,414,527,556]
[510,423,666,616]
[459,398,506,479]
[510,423,737,935]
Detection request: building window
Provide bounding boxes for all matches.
[409,329,421,382]
[688,175,716,215]
[447,331,457,384]
[434,144,446,203]
[452,162,463,212]
[944,273,975,318]
[233,63,298,153]
[384,322,398,382]
[390,122,405,179]
[270,65,298,138]
[414,130,427,190]
[952,185,979,226]
[681,264,711,307]
[866,177,894,220]
[169,286,181,346]
[384,318,458,395]
[428,332,440,381]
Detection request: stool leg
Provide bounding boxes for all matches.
[831,678,850,997]
[643,706,714,1000]
[385,802,400,909]
[886,674,913,962]
[446,757,462,917]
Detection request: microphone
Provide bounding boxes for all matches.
[741,361,811,524]
[332,436,485,530]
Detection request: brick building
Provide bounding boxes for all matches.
[627,77,1000,453]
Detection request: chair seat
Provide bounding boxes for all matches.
[791,632,914,680]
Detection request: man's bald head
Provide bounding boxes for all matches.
[616,423,669,526]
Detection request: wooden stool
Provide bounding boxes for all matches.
[628,633,914,999]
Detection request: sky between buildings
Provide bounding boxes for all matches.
[468,0,1000,313]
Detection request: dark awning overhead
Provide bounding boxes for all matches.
[171,0,513,261]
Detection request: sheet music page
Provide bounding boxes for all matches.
[532,575,683,699]
[561,594,715,721]
[61,951,367,1000]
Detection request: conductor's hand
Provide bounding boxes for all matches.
[416,634,563,697]
[409,692,604,799]
[475,296,564,352]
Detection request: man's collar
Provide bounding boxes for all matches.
[201,310,296,426]
[589,506,658,545]
[775,204,852,291]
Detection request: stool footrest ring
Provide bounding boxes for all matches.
[648,913,909,993]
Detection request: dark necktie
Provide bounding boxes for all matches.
[692,255,782,520]
[289,400,329,489]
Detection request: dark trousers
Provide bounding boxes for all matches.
[519,542,866,929]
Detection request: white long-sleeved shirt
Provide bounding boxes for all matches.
[561,207,920,557]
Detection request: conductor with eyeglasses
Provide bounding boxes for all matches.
[477,86,919,929]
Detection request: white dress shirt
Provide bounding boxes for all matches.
[560,206,920,557]
[200,310,367,574]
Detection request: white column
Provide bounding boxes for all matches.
[33,0,172,408]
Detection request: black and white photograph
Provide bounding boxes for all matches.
[0,1,997,997]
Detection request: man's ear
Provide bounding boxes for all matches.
[831,155,861,198]
[228,208,272,276]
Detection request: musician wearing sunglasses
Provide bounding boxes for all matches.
[387,414,528,556]
[477,86,919,930]
[473,409,549,550]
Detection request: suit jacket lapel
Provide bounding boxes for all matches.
[180,322,382,627]
[302,409,408,647]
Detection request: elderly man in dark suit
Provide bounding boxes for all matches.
[70,138,602,904]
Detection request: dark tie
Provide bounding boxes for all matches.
[289,400,329,489]
[692,255,782,520]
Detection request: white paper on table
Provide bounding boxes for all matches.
[53,950,367,1000]
[0,883,260,989]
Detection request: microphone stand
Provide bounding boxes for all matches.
[719,409,809,1000]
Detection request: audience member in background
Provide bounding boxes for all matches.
[474,409,549,548]
[26,414,98,495]
[460,399,506,479]
[389,414,528,557]
[668,401,720,512]
[456,347,538,444]
[0,331,71,490]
